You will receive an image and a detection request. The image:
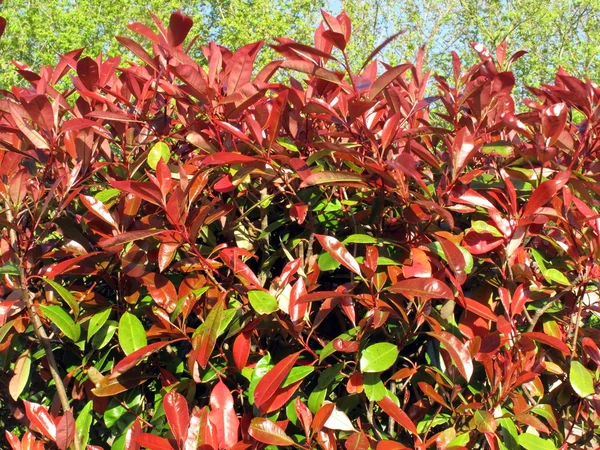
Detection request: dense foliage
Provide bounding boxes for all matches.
[0,9,599,450]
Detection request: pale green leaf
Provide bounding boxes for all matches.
[118,312,147,355]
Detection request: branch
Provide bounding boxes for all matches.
[6,206,81,450]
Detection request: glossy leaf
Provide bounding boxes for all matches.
[248,418,295,447]
[315,234,362,276]
[254,351,301,412]
[39,305,81,341]
[118,311,147,356]
[360,343,398,373]
[569,360,595,398]
[193,298,224,369]
[388,278,454,300]
[376,396,418,435]
[248,290,278,314]
[209,380,240,449]
[427,331,473,381]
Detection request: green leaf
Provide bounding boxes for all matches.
[94,188,121,203]
[282,366,314,388]
[217,307,237,336]
[40,305,81,341]
[76,400,94,448]
[482,141,513,157]
[147,142,170,169]
[543,268,570,286]
[342,234,379,244]
[569,360,595,398]
[318,252,341,271]
[363,373,386,401]
[360,343,399,373]
[91,320,117,350]
[516,433,557,450]
[308,387,327,414]
[0,261,19,275]
[87,308,112,341]
[118,312,147,356]
[471,220,503,237]
[248,291,278,315]
[43,277,79,317]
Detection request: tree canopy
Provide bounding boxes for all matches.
[1,1,599,90]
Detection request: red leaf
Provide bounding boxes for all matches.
[315,234,361,276]
[225,41,263,95]
[23,400,56,441]
[209,380,240,449]
[295,398,312,439]
[260,379,303,414]
[376,396,418,435]
[541,102,567,145]
[55,410,75,450]
[279,59,343,85]
[436,236,466,284]
[345,431,370,450]
[521,332,570,356]
[42,252,103,279]
[116,36,158,70]
[254,351,301,412]
[376,442,411,450]
[427,331,474,381]
[125,419,143,450]
[248,418,295,447]
[201,152,257,166]
[462,230,504,255]
[77,57,100,91]
[368,64,411,101]
[312,402,335,433]
[232,331,251,371]
[136,433,175,450]
[452,127,476,179]
[402,248,432,279]
[112,180,163,206]
[164,390,190,445]
[141,272,178,313]
[184,406,210,450]
[521,171,570,219]
[388,278,454,300]
[167,11,193,47]
[583,337,600,366]
[79,194,118,229]
[219,248,263,289]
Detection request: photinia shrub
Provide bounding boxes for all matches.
[0,9,599,450]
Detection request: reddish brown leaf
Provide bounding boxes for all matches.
[167,11,193,47]
[209,380,240,449]
[201,152,257,166]
[388,278,454,300]
[141,272,178,313]
[279,59,343,85]
[184,406,210,450]
[112,180,163,206]
[77,57,100,91]
[427,331,473,381]
[521,332,570,356]
[55,410,75,450]
[254,351,301,412]
[345,431,370,450]
[248,418,295,447]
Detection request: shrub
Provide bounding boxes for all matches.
[0,9,599,450]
